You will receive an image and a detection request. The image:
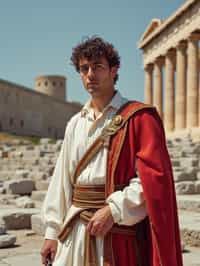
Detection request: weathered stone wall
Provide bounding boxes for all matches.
[0,79,82,139]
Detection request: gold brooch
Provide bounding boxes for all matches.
[113,115,123,126]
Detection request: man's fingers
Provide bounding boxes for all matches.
[90,222,102,235]
[51,250,56,261]
[41,239,57,265]
[41,248,50,264]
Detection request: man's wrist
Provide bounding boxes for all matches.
[107,202,121,223]
[45,226,58,240]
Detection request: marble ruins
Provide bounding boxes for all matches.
[139,0,200,137]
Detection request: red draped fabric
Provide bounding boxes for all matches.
[106,102,183,266]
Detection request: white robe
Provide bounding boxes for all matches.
[41,91,147,266]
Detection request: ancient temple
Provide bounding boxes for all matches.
[138,0,200,136]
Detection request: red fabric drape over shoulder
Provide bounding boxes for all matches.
[106,102,183,266]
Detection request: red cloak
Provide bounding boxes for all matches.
[105,102,183,266]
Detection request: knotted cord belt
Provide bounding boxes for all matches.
[58,184,138,266]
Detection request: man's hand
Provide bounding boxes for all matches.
[86,205,114,237]
[41,239,58,265]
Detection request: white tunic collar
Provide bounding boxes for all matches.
[81,90,125,118]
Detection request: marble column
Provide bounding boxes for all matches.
[144,64,153,104]
[186,33,199,128]
[153,57,163,118]
[175,41,187,130]
[165,49,175,131]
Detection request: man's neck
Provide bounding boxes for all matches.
[91,90,116,116]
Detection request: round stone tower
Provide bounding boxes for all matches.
[35,75,66,101]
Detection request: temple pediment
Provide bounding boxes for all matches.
[139,19,162,45]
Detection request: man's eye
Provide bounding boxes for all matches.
[80,66,89,73]
[95,64,104,69]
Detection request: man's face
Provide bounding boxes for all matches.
[79,57,118,98]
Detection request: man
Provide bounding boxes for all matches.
[41,36,183,266]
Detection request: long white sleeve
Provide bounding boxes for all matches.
[106,177,147,226]
[41,125,72,240]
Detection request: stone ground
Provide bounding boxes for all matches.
[0,230,43,266]
[0,230,199,266]
[0,135,200,265]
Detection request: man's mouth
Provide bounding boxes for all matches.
[87,82,98,85]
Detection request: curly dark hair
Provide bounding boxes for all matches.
[70,36,120,84]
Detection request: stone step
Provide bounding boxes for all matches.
[179,158,199,168]
[0,157,56,170]
[0,207,40,230]
[172,166,184,172]
[35,180,50,191]
[177,195,200,212]
[171,159,181,167]
[179,209,200,247]
[31,191,46,202]
[0,163,52,172]
[174,171,198,183]
[175,181,200,195]
[0,171,16,181]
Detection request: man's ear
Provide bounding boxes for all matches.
[111,66,118,79]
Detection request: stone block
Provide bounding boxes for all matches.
[0,170,14,180]
[31,214,45,236]
[15,196,35,208]
[26,145,35,150]
[10,151,23,158]
[171,160,180,167]
[175,182,196,195]
[31,191,46,202]
[15,170,30,179]
[0,208,39,229]
[194,181,200,194]
[33,158,40,165]
[166,139,173,146]
[29,171,48,181]
[182,147,198,157]
[5,179,35,195]
[40,138,51,145]
[0,194,19,205]
[0,218,6,235]
[35,181,50,191]
[169,150,183,158]
[0,187,6,194]
[0,234,16,248]
[180,158,199,168]
[193,145,200,155]
[173,171,197,182]
[197,172,200,180]
[177,195,200,212]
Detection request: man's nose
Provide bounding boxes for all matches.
[87,67,95,78]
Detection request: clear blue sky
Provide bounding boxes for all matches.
[0,0,184,104]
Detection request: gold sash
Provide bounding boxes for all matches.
[58,184,137,266]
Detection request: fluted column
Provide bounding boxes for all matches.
[175,41,187,130]
[153,57,163,118]
[144,64,153,104]
[165,49,175,131]
[186,33,199,128]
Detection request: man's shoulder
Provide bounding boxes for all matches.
[118,100,155,120]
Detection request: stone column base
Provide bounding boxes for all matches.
[166,127,200,142]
